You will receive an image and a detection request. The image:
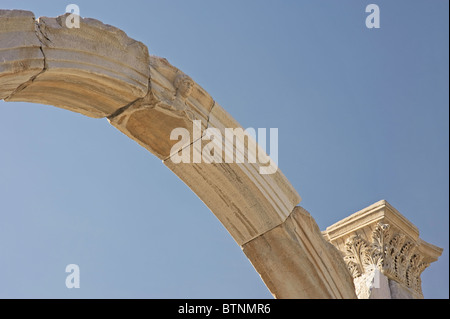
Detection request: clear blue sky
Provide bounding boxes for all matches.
[0,0,448,298]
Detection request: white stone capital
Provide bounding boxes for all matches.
[323,200,443,299]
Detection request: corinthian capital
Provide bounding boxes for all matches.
[323,200,443,299]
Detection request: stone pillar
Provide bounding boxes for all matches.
[323,200,443,299]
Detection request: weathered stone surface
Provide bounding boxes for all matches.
[165,160,300,245]
[323,200,444,298]
[163,126,300,245]
[242,206,356,299]
[109,56,213,159]
[0,10,44,99]
[389,278,417,299]
[110,56,301,245]
[4,13,150,118]
[353,269,392,299]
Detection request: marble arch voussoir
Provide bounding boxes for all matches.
[0,9,361,298]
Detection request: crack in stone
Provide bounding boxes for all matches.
[161,103,214,162]
[240,214,287,247]
[161,100,218,162]
[161,135,203,163]
[4,20,48,101]
[110,66,216,160]
[106,96,143,120]
[206,100,216,128]
[35,19,52,45]
[107,68,152,120]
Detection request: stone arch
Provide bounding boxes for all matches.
[0,10,356,298]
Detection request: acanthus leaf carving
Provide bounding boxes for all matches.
[344,235,367,278]
[342,222,427,297]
